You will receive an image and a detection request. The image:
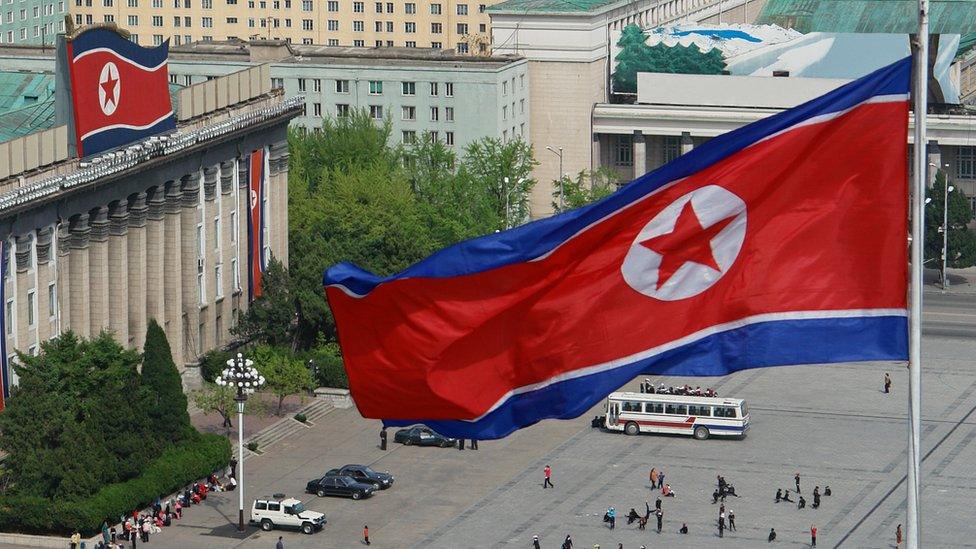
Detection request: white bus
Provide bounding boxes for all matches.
[604,392,749,440]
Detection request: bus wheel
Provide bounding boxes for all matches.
[693,426,709,440]
[624,422,640,436]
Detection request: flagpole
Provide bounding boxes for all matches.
[908,0,928,546]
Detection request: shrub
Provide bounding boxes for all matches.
[294,413,307,423]
[246,441,260,452]
[0,433,230,536]
[198,349,233,383]
[303,342,348,389]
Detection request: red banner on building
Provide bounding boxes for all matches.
[247,148,266,300]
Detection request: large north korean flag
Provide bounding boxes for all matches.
[66,27,176,157]
[324,58,911,440]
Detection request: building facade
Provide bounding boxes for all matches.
[0,41,530,151]
[1,0,497,53]
[0,64,300,379]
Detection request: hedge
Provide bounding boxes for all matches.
[0,433,231,537]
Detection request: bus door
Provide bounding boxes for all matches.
[608,401,620,426]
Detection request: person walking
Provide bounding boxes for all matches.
[607,506,616,530]
[884,373,892,394]
[896,524,903,546]
[458,438,465,450]
[795,473,801,494]
[363,524,371,545]
[728,509,736,532]
[768,528,777,542]
[380,428,388,450]
[810,524,817,547]
[70,531,81,549]
[655,497,662,511]
[562,534,574,549]
[658,471,665,489]
[470,438,478,450]
[276,536,284,549]
[650,468,658,487]
[656,508,663,533]
[533,534,541,549]
[544,465,554,489]
[719,510,726,538]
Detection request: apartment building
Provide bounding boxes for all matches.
[0,0,497,53]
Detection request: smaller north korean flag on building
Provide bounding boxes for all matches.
[324,57,912,440]
[65,27,176,157]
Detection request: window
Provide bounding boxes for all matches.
[301,0,310,9]
[405,41,416,47]
[128,14,137,25]
[405,1,414,12]
[385,21,392,32]
[456,3,466,14]
[520,98,524,114]
[456,23,467,34]
[4,299,11,335]
[369,105,383,119]
[441,107,453,122]
[385,1,392,11]
[431,22,441,33]
[445,82,454,97]
[26,290,34,327]
[374,1,380,11]
[614,135,633,166]
[48,282,56,317]
[353,20,363,31]
[327,19,338,30]
[128,0,137,5]
[312,102,321,116]
[502,105,507,120]
[152,15,162,26]
[502,129,507,141]
[202,16,212,27]
[302,19,313,30]
[431,41,442,48]
[375,39,382,46]
[429,82,439,96]
[368,80,382,94]
[232,258,240,290]
[621,400,642,412]
[401,81,415,95]
[335,79,349,93]
[401,106,415,120]
[457,43,468,54]
[226,16,237,23]
[402,130,416,143]
[326,0,337,9]
[430,2,440,12]
[327,38,339,45]
[272,77,284,88]
[430,106,439,121]
[958,146,976,179]
[479,3,485,11]
[520,74,525,89]
[174,16,181,26]
[215,264,223,297]
[445,131,454,146]
[405,21,415,33]
[644,402,664,414]
[312,79,321,92]
[154,34,163,45]
[662,136,681,164]
[202,0,211,5]
[336,103,349,117]
[353,0,362,10]
[502,81,508,95]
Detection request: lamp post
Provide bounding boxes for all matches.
[930,162,953,292]
[546,146,565,209]
[502,176,526,229]
[216,353,265,533]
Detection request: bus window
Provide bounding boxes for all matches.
[665,404,676,414]
[676,405,687,415]
[740,402,748,416]
[644,403,663,414]
[715,406,736,418]
[698,406,711,417]
[622,401,642,412]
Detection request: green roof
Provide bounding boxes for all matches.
[756,0,976,34]
[0,71,54,114]
[487,0,620,14]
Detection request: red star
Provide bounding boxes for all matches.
[100,74,118,108]
[639,201,736,290]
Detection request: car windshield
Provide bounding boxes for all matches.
[360,466,375,474]
[291,503,306,514]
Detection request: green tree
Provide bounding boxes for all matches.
[0,332,160,499]
[925,170,976,271]
[231,256,298,350]
[142,320,193,445]
[251,346,315,415]
[458,137,537,227]
[192,383,237,429]
[552,168,620,213]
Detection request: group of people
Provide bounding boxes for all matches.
[775,473,831,511]
[81,467,235,549]
[639,380,718,397]
[712,475,740,502]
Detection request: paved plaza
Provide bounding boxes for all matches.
[141,292,976,549]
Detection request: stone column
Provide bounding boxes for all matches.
[163,181,184,367]
[201,166,218,352]
[88,207,110,336]
[14,233,32,352]
[591,133,603,173]
[680,131,694,156]
[633,131,647,179]
[237,159,250,318]
[57,223,71,332]
[145,188,166,330]
[218,160,235,347]
[180,173,201,363]
[270,140,289,266]
[108,202,129,346]
[68,215,91,338]
[927,140,942,188]
[35,227,53,343]
[128,193,148,351]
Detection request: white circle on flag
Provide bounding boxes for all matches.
[98,62,121,116]
[250,189,258,210]
[620,185,747,301]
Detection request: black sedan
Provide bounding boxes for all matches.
[325,465,394,489]
[305,475,375,500]
[393,426,457,447]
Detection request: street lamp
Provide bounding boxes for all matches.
[930,162,953,292]
[546,146,565,209]
[216,353,265,532]
[502,176,526,229]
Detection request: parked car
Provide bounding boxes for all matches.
[323,464,394,489]
[250,496,326,535]
[393,425,457,447]
[305,474,375,500]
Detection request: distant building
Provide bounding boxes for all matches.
[0,40,530,152]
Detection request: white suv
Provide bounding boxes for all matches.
[250,496,326,534]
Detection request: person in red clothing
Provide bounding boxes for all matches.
[543,465,554,489]
[810,524,817,547]
[363,524,371,545]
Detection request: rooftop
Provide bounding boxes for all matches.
[486,0,623,15]
[755,0,976,34]
[168,40,522,69]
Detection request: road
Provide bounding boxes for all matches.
[922,290,976,338]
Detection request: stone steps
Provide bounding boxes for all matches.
[245,398,334,454]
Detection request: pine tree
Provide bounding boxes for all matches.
[142,320,193,445]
